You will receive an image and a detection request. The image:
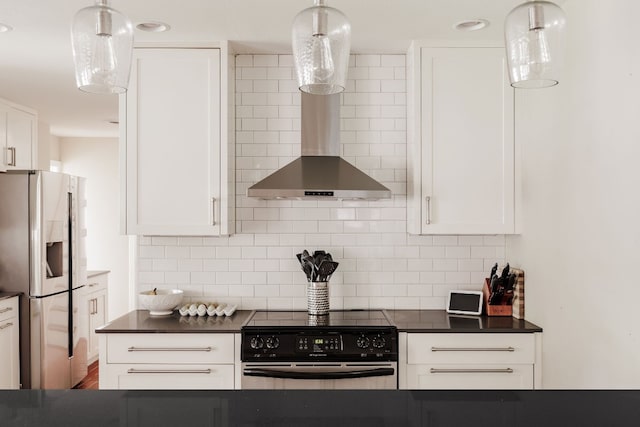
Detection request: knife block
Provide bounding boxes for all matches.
[482,278,513,317]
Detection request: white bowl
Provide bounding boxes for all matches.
[139,289,184,315]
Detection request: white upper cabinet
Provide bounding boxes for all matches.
[120,44,235,236]
[0,98,37,172]
[407,43,517,235]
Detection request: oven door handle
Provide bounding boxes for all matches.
[242,367,395,380]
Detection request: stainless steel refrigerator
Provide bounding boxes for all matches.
[0,170,88,389]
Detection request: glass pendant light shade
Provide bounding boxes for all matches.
[504,1,566,88]
[71,0,133,94]
[292,0,351,95]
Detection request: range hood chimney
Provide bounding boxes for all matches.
[247,93,391,200]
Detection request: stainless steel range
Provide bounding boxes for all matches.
[241,310,398,389]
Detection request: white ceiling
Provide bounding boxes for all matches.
[0,0,540,138]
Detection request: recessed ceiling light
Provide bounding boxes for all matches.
[0,23,13,33]
[136,21,171,33]
[454,19,489,32]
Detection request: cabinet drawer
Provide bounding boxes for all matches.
[107,334,234,364]
[406,364,534,389]
[407,333,535,364]
[0,297,18,323]
[106,363,234,390]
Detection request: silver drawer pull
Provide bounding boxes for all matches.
[0,307,13,314]
[430,368,514,374]
[0,322,13,330]
[8,147,16,167]
[127,368,212,374]
[425,196,431,225]
[211,197,216,226]
[431,347,515,352]
[127,346,212,352]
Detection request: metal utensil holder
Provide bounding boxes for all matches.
[307,281,329,315]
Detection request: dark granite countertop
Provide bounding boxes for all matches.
[96,309,254,333]
[385,310,542,333]
[87,270,110,278]
[0,291,22,301]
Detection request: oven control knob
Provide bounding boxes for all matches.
[356,335,370,349]
[250,336,264,349]
[266,336,280,349]
[372,335,386,349]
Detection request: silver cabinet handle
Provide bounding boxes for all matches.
[7,147,16,166]
[127,368,212,374]
[92,298,97,315]
[431,347,515,352]
[425,196,431,225]
[430,368,514,374]
[87,282,99,288]
[127,346,213,352]
[0,307,13,314]
[0,322,13,330]
[211,197,216,226]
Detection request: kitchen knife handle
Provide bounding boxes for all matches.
[127,346,213,352]
[0,322,13,330]
[425,196,431,225]
[211,197,216,226]
[127,368,212,374]
[430,368,513,374]
[431,347,515,352]
[0,307,13,314]
[7,147,16,166]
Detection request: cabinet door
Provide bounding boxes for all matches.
[410,47,515,234]
[123,48,221,235]
[0,298,20,389]
[6,108,36,170]
[88,291,106,362]
[0,108,7,172]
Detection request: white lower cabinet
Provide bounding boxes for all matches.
[99,333,237,389]
[400,332,542,389]
[82,272,109,364]
[0,296,20,389]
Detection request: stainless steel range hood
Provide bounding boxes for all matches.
[247,93,391,200]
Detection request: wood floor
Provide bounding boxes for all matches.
[74,360,99,389]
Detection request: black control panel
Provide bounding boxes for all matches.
[241,329,398,362]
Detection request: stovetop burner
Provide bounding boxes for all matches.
[244,310,393,328]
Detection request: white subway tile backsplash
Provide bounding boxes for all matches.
[136,53,505,310]
[253,55,278,67]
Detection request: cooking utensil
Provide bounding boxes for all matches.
[317,261,339,282]
[296,253,303,264]
[302,259,314,282]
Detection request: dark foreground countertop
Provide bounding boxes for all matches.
[385,310,543,333]
[1,390,638,427]
[96,309,254,333]
[0,291,21,302]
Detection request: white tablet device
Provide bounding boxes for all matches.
[446,290,483,316]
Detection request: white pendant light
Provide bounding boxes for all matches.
[504,0,566,88]
[292,0,351,95]
[71,0,133,94]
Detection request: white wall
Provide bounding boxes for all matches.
[137,54,506,310]
[60,137,130,320]
[507,0,640,388]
